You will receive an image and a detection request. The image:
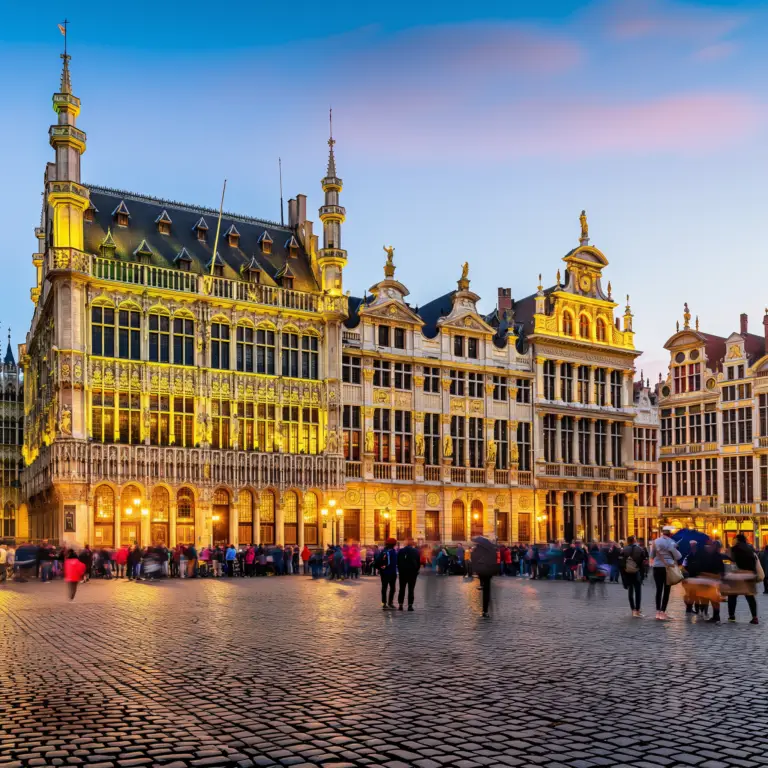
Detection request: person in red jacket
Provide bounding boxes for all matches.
[301,545,311,575]
[114,545,129,579]
[64,550,86,600]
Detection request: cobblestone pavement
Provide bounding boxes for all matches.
[1,574,767,768]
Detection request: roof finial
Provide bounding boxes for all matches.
[556,269,561,287]
[683,301,691,330]
[695,315,699,331]
[383,245,395,278]
[625,293,630,312]
[537,273,543,292]
[676,320,680,332]
[579,209,589,245]
[58,20,71,94]
[326,107,337,178]
[606,280,612,299]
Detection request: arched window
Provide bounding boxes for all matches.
[260,490,275,545]
[579,315,591,339]
[470,500,483,538]
[176,488,195,545]
[238,489,254,545]
[303,492,318,546]
[2,501,15,538]
[452,500,466,542]
[93,485,115,547]
[596,318,607,342]
[150,487,170,546]
[212,488,229,546]
[562,312,573,336]
[284,490,298,545]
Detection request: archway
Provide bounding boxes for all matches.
[284,491,298,545]
[470,500,483,538]
[176,488,195,545]
[260,490,275,545]
[93,486,115,548]
[452,500,466,542]
[212,488,230,546]
[237,489,254,545]
[119,484,143,546]
[150,487,170,546]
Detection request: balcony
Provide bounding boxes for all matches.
[543,463,633,482]
[374,463,390,480]
[21,440,345,498]
[425,466,440,482]
[49,250,332,315]
[469,469,485,484]
[451,467,466,484]
[346,461,362,479]
[661,496,718,512]
[722,503,755,516]
[517,470,533,487]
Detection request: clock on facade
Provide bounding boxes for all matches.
[579,275,591,292]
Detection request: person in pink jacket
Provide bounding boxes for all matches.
[348,543,362,579]
[64,550,86,600]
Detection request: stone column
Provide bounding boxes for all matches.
[623,421,633,468]
[608,493,615,540]
[573,416,581,464]
[298,501,305,552]
[535,412,546,463]
[589,492,598,542]
[606,420,613,466]
[535,356,545,400]
[253,492,261,546]
[276,499,285,546]
[229,493,239,547]
[588,418,597,465]
[588,366,597,405]
[555,361,563,402]
[573,491,582,540]
[555,414,563,462]
[605,368,613,407]
[572,364,580,404]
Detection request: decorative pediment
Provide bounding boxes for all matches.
[360,299,423,326]
[752,354,768,374]
[663,330,707,351]
[563,244,608,268]
[438,312,495,336]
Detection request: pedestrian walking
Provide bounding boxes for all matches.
[471,536,498,617]
[64,550,86,600]
[726,533,759,624]
[397,537,421,611]
[683,540,704,615]
[619,536,645,617]
[225,544,237,577]
[79,544,93,583]
[0,544,7,582]
[376,538,398,610]
[650,526,682,621]
[759,544,768,595]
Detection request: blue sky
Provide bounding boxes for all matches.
[2,0,767,378]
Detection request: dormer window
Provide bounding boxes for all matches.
[99,228,117,259]
[133,239,153,264]
[225,224,240,248]
[174,247,193,273]
[241,256,262,284]
[112,200,130,228]
[276,262,295,290]
[193,216,209,242]
[84,202,97,223]
[285,235,300,258]
[207,252,224,278]
[283,276,294,290]
[155,209,172,236]
[258,230,273,255]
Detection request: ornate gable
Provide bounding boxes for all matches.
[359,246,424,328]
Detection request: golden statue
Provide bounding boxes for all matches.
[580,210,588,241]
[443,433,453,458]
[326,427,339,454]
[383,245,395,263]
[415,433,425,458]
[683,302,691,330]
[486,439,497,465]
[59,404,72,436]
[365,428,375,453]
[461,262,469,280]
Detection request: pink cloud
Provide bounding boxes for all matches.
[693,41,739,61]
[341,92,764,162]
[603,0,747,42]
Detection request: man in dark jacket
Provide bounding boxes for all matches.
[728,534,758,624]
[471,536,498,618]
[397,538,421,611]
[376,538,398,610]
[683,540,703,614]
[759,544,768,594]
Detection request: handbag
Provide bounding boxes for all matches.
[755,554,765,582]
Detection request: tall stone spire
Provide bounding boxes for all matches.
[317,109,347,295]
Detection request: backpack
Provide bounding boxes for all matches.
[624,546,639,574]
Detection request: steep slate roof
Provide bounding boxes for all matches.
[700,332,727,372]
[417,292,454,338]
[743,332,766,364]
[84,185,319,293]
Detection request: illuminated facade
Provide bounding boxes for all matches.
[340,255,534,545]
[0,339,24,543]
[516,219,641,543]
[21,53,345,548]
[658,306,768,546]
[632,376,660,543]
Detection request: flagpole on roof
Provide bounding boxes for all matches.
[209,179,227,277]
[279,157,284,227]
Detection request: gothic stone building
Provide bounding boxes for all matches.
[21,53,346,549]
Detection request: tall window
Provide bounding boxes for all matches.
[378,325,391,347]
[595,368,606,406]
[256,404,277,452]
[91,388,115,443]
[661,410,672,446]
[236,325,255,372]
[396,510,412,540]
[394,362,412,391]
[610,422,622,465]
[449,370,465,396]
[282,333,299,377]
[704,408,717,442]
[343,405,361,461]
[579,315,590,338]
[342,355,361,384]
[563,312,573,336]
[690,458,703,496]
[596,318,606,342]
[237,490,254,545]
[371,408,411,463]
[148,394,168,446]
[468,417,484,468]
[149,313,170,363]
[724,456,753,503]
[451,416,466,466]
[577,365,589,404]
[260,491,275,545]
[543,414,556,462]
[705,458,718,496]
[424,413,440,465]
[761,394,768,437]
[561,416,573,464]
[393,410,412,463]
[675,460,688,496]
[211,322,230,370]
[173,397,195,447]
[256,328,276,374]
[303,493,319,546]
[674,411,687,445]
[493,376,507,401]
[173,317,195,366]
[91,306,115,357]
[610,370,622,407]
[238,401,255,450]
[517,422,531,472]
[118,308,141,361]
[284,491,298,545]
[452,500,466,541]
[374,360,391,388]
[1,502,16,538]
[673,366,686,394]
[176,488,195,546]
[373,408,390,462]
[543,360,555,400]
[722,407,752,445]
[662,462,672,497]
[468,372,484,398]
[578,419,589,464]
[561,363,573,403]
[595,420,607,465]
[393,327,406,350]
[494,420,508,470]
[762,456,768,502]
[689,409,702,443]
[516,379,531,403]
[453,335,465,357]
[211,397,230,449]
[301,335,319,379]
[688,363,701,392]
[118,390,141,444]
[282,406,301,454]
[467,338,479,359]
[424,367,440,393]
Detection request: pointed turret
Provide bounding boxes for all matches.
[317,109,347,296]
[4,330,15,367]
[48,32,89,252]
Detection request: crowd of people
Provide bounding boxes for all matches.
[1,529,765,619]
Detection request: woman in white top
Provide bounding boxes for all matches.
[649,527,682,621]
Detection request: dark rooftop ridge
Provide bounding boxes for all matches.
[87,184,287,231]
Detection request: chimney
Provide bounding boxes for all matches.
[497,287,512,313]
[296,193,307,225]
[740,313,748,335]
[287,198,298,228]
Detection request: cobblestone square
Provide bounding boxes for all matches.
[1,575,765,768]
